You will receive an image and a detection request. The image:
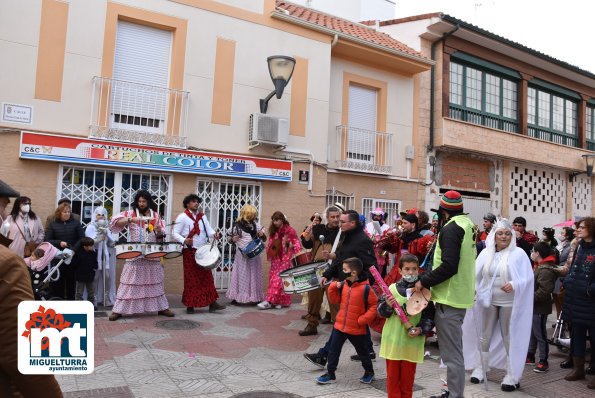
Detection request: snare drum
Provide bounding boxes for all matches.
[279,261,329,294]
[162,242,183,259]
[144,243,168,259]
[292,251,312,267]
[240,238,265,258]
[115,242,144,259]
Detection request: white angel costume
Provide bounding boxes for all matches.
[462,219,533,390]
[85,207,117,306]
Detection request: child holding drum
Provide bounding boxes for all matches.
[258,211,300,310]
[316,257,378,385]
[377,254,435,398]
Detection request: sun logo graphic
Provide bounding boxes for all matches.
[18,301,94,374]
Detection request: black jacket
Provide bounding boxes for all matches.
[72,249,98,282]
[562,239,595,325]
[45,218,85,252]
[420,217,465,288]
[322,225,377,283]
[377,278,436,334]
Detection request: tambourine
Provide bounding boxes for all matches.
[407,287,431,315]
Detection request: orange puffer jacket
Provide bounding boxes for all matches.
[328,277,378,335]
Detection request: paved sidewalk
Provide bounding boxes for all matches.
[57,295,593,398]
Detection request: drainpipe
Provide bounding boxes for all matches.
[429,24,459,151]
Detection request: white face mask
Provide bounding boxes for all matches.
[96,219,107,227]
[558,234,566,242]
[403,274,418,283]
[20,204,30,213]
[530,252,539,262]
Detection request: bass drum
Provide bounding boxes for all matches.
[194,243,221,269]
[279,261,329,294]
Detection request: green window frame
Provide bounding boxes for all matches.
[587,105,595,150]
[527,87,577,135]
[449,61,519,132]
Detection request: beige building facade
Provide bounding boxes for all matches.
[378,13,595,232]
[0,0,431,292]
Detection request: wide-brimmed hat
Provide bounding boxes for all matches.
[0,179,20,198]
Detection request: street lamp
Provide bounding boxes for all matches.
[259,55,296,114]
[569,154,595,181]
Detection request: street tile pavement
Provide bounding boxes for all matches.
[57,295,593,397]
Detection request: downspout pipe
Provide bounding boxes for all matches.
[429,24,459,151]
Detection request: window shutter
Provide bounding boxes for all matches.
[348,85,377,162]
[111,21,172,126]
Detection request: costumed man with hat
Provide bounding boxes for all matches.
[0,179,20,247]
[172,194,225,314]
[413,191,476,398]
[476,212,497,255]
[365,208,391,277]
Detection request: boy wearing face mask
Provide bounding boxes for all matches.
[526,242,557,373]
[378,254,435,398]
[316,257,378,385]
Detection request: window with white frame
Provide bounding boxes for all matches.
[347,84,377,163]
[362,198,400,226]
[111,21,172,134]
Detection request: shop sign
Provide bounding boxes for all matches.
[2,103,33,124]
[20,132,292,181]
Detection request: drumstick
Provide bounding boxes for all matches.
[369,265,412,329]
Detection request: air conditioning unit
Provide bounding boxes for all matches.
[249,113,289,149]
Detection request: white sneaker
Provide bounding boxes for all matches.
[257,301,271,310]
[274,304,283,309]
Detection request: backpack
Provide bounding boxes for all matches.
[338,282,371,310]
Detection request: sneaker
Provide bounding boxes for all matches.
[350,353,376,362]
[525,355,535,366]
[429,390,450,398]
[257,301,271,310]
[534,361,549,373]
[274,304,282,309]
[316,373,336,384]
[303,353,327,368]
[359,372,375,384]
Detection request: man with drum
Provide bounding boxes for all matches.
[108,190,174,321]
[173,194,225,314]
[303,209,378,366]
[298,205,341,336]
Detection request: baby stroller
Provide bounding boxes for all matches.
[548,310,571,352]
[28,242,75,300]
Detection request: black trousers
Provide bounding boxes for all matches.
[327,329,374,375]
[570,322,595,359]
[50,263,76,300]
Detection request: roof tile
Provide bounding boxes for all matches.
[275,0,423,58]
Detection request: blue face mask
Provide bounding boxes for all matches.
[403,274,418,283]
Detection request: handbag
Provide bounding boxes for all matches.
[476,264,499,308]
[0,233,13,248]
[15,220,38,258]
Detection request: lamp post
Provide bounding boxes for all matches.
[569,154,595,181]
[260,55,296,114]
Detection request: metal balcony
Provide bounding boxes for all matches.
[90,76,189,148]
[335,125,393,174]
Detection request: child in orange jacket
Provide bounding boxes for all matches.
[316,257,378,385]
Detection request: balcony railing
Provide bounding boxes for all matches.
[528,126,578,148]
[90,76,189,148]
[449,104,519,133]
[335,125,393,174]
